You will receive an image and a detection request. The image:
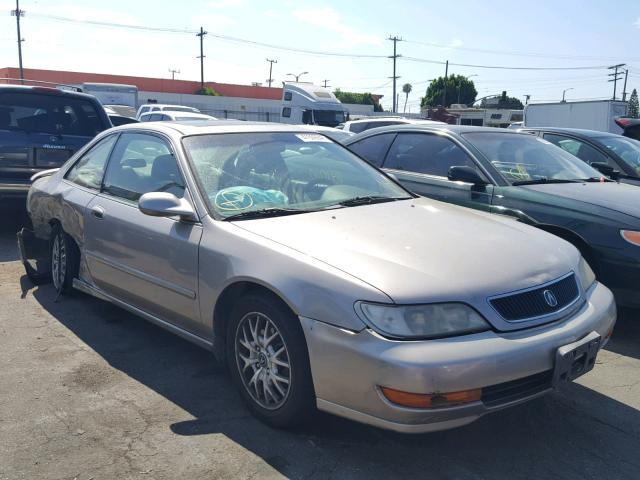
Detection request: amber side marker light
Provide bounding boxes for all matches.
[380,386,482,409]
[621,230,640,247]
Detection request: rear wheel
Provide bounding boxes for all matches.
[226,294,315,428]
[51,225,79,293]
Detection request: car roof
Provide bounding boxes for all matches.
[108,120,333,136]
[0,84,100,101]
[344,123,525,141]
[521,127,618,138]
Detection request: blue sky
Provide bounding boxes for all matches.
[1,0,639,110]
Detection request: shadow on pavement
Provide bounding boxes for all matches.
[0,200,29,263]
[28,281,640,479]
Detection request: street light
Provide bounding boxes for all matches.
[562,88,574,102]
[287,71,308,82]
[457,74,478,105]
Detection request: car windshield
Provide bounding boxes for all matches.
[463,132,603,184]
[164,106,197,113]
[313,110,347,127]
[182,132,410,219]
[0,92,105,136]
[593,135,640,175]
[175,116,208,121]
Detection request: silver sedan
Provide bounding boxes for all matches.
[20,121,616,433]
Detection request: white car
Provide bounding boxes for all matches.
[296,125,355,143]
[139,111,217,122]
[136,103,201,119]
[342,117,444,134]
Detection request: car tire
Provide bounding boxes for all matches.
[50,224,79,293]
[226,293,316,428]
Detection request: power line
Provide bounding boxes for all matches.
[28,13,613,71]
[403,39,639,62]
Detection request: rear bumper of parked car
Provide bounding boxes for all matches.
[0,181,30,197]
[301,282,616,433]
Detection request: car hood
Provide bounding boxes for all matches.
[233,197,578,307]
[520,181,640,218]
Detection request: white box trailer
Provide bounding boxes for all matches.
[80,83,139,108]
[524,100,628,134]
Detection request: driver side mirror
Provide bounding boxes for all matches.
[448,166,488,185]
[138,192,197,221]
[590,162,618,179]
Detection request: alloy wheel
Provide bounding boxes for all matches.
[235,312,292,410]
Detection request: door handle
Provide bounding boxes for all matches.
[91,205,105,219]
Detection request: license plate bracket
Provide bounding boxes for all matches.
[553,331,601,386]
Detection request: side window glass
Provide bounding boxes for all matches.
[544,134,612,166]
[384,133,479,177]
[103,133,185,201]
[65,135,118,189]
[282,107,291,118]
[349,122,368,134]
[347,133,396,167]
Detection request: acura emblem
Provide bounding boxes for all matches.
[543,290,558,307]
[49,136,58,143]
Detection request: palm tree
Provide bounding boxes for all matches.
[402,83,412,113]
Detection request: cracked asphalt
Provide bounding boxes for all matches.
[1,205,639,480]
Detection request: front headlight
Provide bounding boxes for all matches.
[578,257,596,292]
[355,302,490,340]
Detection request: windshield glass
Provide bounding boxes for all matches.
[0,92,106,136]
[182,132,410,219]
[313,110,347,127]
[164,106,197,113]
[175,116,208,121]
[594,136,640,175]
[463,132,602,183]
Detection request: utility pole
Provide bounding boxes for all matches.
[441,60,449,107]
[196,27,208,93]
[266,58,277,87]
[11,0,25,83]
[524,94,531,105]
[608,63,625,101]
[322,79,330,88]
[387,36,402,113]
[168,67,180,80]
[622,68,629,102]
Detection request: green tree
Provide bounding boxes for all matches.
[402,83,412,113]
[420,75,477,108]
[479,92,524,109]
[629,89,639,118]
[195,86,220,96]
[333,89,383,112]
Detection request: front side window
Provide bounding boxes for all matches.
[463,132,603,183]
[384,133,478,177]
[543,134,612,167]
[103,133,184,201]
[347,133,396,167]
[593,136,640,175]
[282,107,291,118]
[66,135,118,189]
[182,132,410,219]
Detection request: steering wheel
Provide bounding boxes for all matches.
[303,177,336,201]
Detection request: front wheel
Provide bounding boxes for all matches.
[51,225,79,293]
[226,294,315,428]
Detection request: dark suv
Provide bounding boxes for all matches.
[0,85,112,198]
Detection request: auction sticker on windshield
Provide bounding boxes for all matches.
[295,133,332,143]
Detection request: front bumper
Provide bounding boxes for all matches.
[301,282,616,433]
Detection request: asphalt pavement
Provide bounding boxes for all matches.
[1,205,639,480]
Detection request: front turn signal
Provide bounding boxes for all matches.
[380,386,481,409]
[621,230,640,247]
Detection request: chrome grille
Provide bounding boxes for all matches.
[489,273,579,322]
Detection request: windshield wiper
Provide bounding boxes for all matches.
[336,196,410,207]
[573,177,611,183]
[223,207,311,221]
[512,178,582,186]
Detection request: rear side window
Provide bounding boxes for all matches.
[103,133,184,201]
[347,133,396,167]
[384,133,478,176]
[0,92,106,136]
[543,134,612,167]
[66,135,118,189]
